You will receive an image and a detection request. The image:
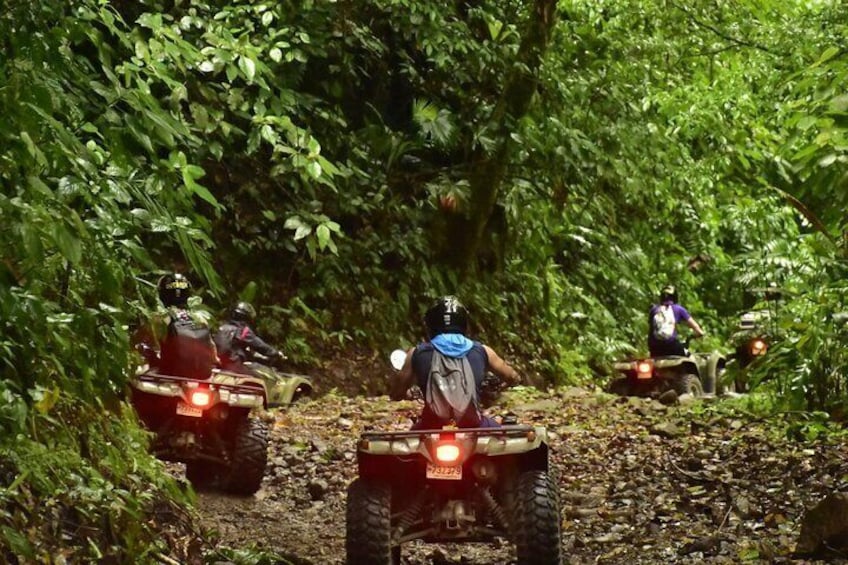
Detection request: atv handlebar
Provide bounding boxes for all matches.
[135,343,160,365]
[250,350,288,368]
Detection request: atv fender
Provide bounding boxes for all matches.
[274,373,314,405]
[356,425,550,480]
[245,363,313,406]
[213,369,268,408]
[695,352,726,394]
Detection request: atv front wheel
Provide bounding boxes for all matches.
[345,479,398,565]
[700,370,716,395]
[225,418,268,495]
[715,366,735,395]
[674,374,703,397]
[514,470,562,565]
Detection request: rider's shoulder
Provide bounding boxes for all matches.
[415,342,435,354]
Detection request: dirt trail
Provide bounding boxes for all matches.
[194,388,848,564]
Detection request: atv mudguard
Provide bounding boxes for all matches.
[243,363,314,406]
[356,425,550,480]
[272,372,313,405]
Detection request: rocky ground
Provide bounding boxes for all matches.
[193,386,848,564]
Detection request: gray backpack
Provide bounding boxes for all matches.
[651,304,677,340]
[425,349,481,427]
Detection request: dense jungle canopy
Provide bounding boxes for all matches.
[1,0,848,561]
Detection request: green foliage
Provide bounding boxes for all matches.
[0,397,195,563]
[4,0,848,556]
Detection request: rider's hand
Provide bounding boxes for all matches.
[506,368,521,387]
[273,351,288,368]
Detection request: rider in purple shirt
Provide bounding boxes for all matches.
[647,285,705,357]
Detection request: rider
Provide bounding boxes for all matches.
[647,284,705,357]
[153,273,218,379]
[214,301,286,374]
[390,295,521,428]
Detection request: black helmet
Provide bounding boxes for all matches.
[158,273,191,307]
[660,284,677,303]
[424,295,468,338]
[230,301,256,323]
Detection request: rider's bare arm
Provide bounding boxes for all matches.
[687,317,706,338]
[483,345,520,386]
[389,346,416,400]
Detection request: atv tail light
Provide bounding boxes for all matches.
[190,390,212,407]
[435,443,461,464]
[636,360,653,378]
[750,339,768,357]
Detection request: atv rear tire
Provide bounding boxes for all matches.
[225,418,268,495]
[514,470,562,565]
[345,479,397,565]
[674,374,703,397]
[608,377,632,397]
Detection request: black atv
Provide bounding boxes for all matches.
[345,350,562,565]
[131,345,269,495]
[346,425,561,565]
[724,285,788,392]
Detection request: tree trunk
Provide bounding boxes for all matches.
[450,0,558,276]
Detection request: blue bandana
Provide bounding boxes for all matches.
[431,333,474,357]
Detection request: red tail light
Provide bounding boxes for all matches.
[750,338,768,356]
[190,390,212,407]
[435,443,461,463]
[636,360,653,378]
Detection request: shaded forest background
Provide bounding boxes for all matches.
[1,0,847,561]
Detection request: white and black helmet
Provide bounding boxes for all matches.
[424,295,469,338]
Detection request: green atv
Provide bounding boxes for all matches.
[610,343,727,398]
[244,353,313,407]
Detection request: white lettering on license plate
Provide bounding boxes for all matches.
[426,463,462,480]
[176,402,203,417]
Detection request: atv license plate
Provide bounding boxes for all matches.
[426,463,462,480]
[176,402,203,418]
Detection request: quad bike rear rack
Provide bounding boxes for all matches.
[135,370,266,395]
[360,424,536,441]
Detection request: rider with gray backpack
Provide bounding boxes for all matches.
[389,296,520,428]
[647,284,705,357]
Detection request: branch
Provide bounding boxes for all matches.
[769,186,838,244]
[671,2,782,56]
